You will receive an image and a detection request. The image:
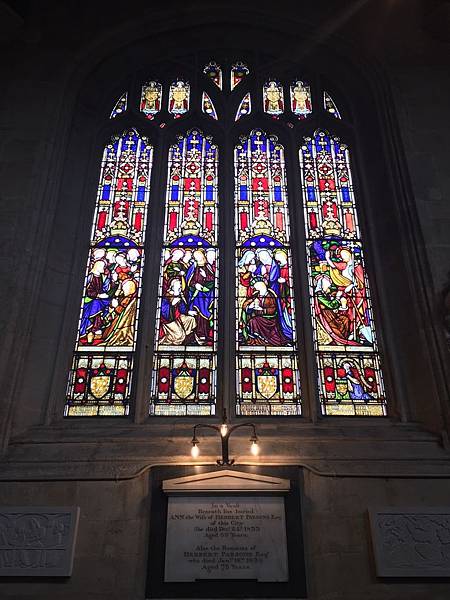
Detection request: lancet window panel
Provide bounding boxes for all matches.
[150,129,219,416]
[140,81,162,119]
[299,129,387,416]
[110,92,127,119]
[234,130,301,416]
[203,62,222,90]
[65,129,154,416]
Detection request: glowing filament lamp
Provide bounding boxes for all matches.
[190,409,259,466]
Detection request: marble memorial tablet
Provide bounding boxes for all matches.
[0,507,80,576]
[165,496,288,582]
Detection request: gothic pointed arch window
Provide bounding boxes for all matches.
[64,55,387,420]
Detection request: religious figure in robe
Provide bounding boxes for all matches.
[324,246,372,344]
[291,82,311,115]
[103,276,138,347]
[141,82,161,115]
[240,280,290,346]
[80,259,114,344]
[264,81,283,114]
[169,81,189,114]
[338,360,375,402]
[159,278,196,346]
[314,274,352,345]
[186,249,215,345]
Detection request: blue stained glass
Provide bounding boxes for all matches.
[151,130,218,417]
[342,188,351,202]
[97,235,138,248]
[307,187,315,201]
[172,235,211,247]
[110,92,127,119]
[251,136,266,152]
[242,235,283,248]
[66,129,154,417]
[315,135,330,153]
[299,129,386,417]
[234,130,301,416]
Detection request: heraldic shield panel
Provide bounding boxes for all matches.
[65,130,154,416]
[299,130,386,416]
[235,130,301,416]
[150,130,218,416]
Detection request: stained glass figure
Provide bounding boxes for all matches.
[290,80,312,118]
[110,92,127,119]
[235,93,251,121]
[151,130,218,416]
[299,130,386,416]
[231,62,249,90]
[140,81,162,119]
[168,80,190,116]
[234,130,301,415]
[263,81,284,116]
[203,62,222,90]
[202,92,218,120]
[324,91,341,119]
[65,130,154,416]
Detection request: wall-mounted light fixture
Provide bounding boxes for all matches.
[190,409,259,466]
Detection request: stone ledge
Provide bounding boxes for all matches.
[0,457,449,482]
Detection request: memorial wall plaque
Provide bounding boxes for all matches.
[147,467,307,599]
[369,507,450,577]
[165,496,288,582]
[0,506,80,576]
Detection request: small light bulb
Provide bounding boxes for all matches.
[191,443,200,459]
[250,440,259,456]
[220,423,228,437]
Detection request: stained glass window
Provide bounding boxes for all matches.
[65,129,154,416]
[234,130,301,416]
[202,92,218,120]
[263,81,284,116]
[140,81,162,119]
[150,130,218,416]
[324,91,341,119]
[110,92,127,119]
[231,62,249,90]
[235,93,251,121]
[72,61,390,421]
[168,80,190,117]
[203,62,222,90]
[290,80,312,119]
[299,130,386,416]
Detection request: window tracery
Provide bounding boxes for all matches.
[66,58,386,419]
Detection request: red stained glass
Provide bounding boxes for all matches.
[290,80,312,119]
[203,62,222,90]
[235,130,301,414]
[140,81,162,119]
[299,130,386,416]
[151,130,218,416]
[231,62,249,91]
[65,130,153,416]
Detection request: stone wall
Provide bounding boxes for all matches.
[0,470,449,599]
[0,1,449,598]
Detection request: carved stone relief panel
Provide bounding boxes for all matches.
[369,507,450,577]
[0,507,80,576]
